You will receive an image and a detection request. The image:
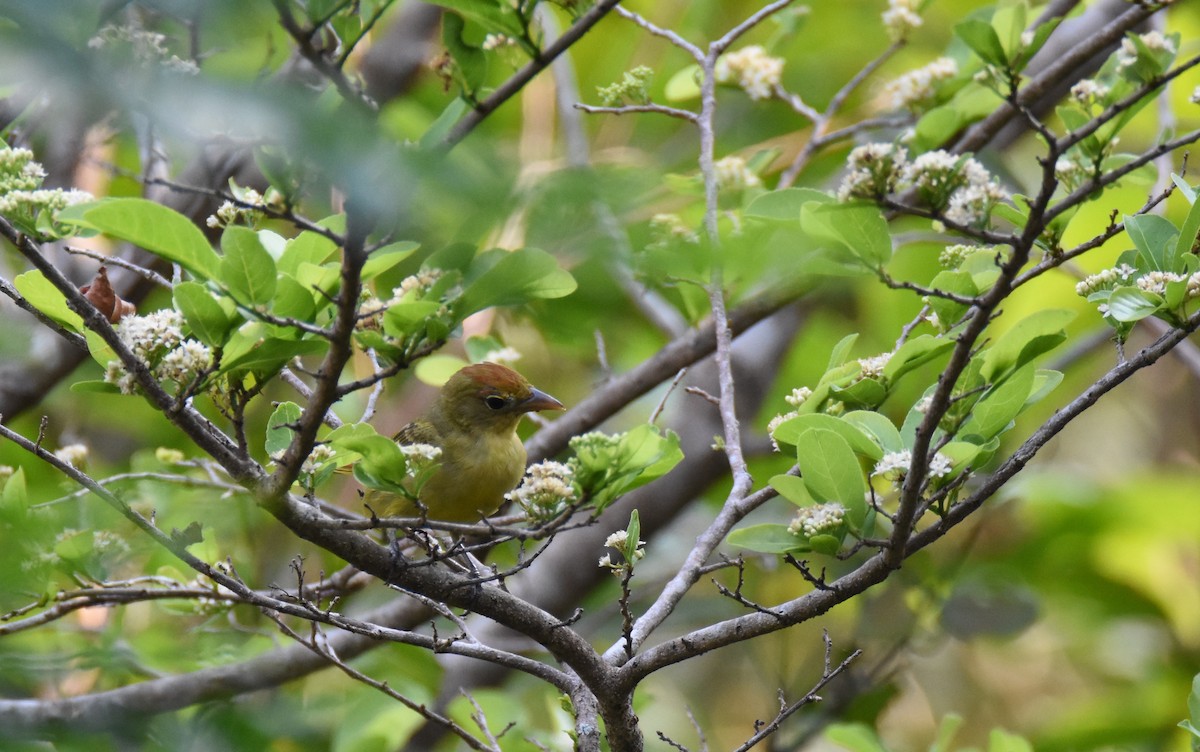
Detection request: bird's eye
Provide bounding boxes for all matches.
[484,395,508,410]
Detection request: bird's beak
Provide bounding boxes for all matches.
[522,387,565,413]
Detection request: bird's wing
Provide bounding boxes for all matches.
[392,418,442,448]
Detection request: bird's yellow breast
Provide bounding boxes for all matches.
[417,429,526,522]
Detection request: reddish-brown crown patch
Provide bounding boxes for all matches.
[459,362,531,397]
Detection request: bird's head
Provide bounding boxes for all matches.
[438,362,564,433]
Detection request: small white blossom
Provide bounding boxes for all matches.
[599,526,646,570]
[882,0,923,41]
[301,444,338,475]
[785,387,813,408]
[1075,264,1137,297]
[393,270,444,301]
[1117,30,1175,70]
[1187,271,1200,298]
[508,461,577,521]
[714,156,761,192]
[1070,79,1110,106]
[872,449,953,481]
[480,347,522,366]
[837,143,908,201]
[1192,86,1200,105]
[943,180,1009,226]
[54,443,90,470]
[1135,270,1185,295]
[768,410,799,451]
[714,45,784,101]
[857,352,892,380]
[399,443,442,477]
[481,33,515,51]
[914,395,934,414]
[88,24,198,74]
[787,502,846,537]
[939,244,976,269]
[881,57,957,111]
[648,213,700,247]
[156,339,213,384]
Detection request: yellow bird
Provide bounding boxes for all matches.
[371,362,564,522]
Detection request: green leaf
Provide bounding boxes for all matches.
[1187,671,1200,726]
[272,274,318,320]
[0,466,27,518]
[745,188,832,221]
[432,0,522,37]
[1172,174,1197,204]
[883,334,954,383]
[664,64,701,102]
[420,97,472,149]
[830,377,887,409]
[794,429,866,523]
[1124,213,1180,272]
[770,474,813,507]
[824,723,888,752]
[460,248,577,314]
[926,270,977,330]
[1107,286,1162,322]
[363,241,420,280]
[981,309,1075,382]
[70,380,121,393]
[771,413,882,460]
[174,281,236,347]
[382,301,443,338]
[58,198,220,279]
[960,364,1035,441]
[987,728,1033,752]
[728,523,807,554]
[802,202,892,267]
[220,226,277,306]
[13,270,83,331]
[218,337,327,379]
[930,713,964,752]
[842,411,904,454]
[827,333,859,371]
[278,231,337,277]
[955,18,1008,67]
[265,402,303,458]
[328,423,410,493]
[1176,194,1200,261]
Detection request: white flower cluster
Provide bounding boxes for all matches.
[882,0,923,42]
[0,147,93,216]
[787,502,846,538]
[858,352,892,380]
[714,45,784,101]
[482,33,515,51]
[300,444,339,476]
[872,449,952,481]
[906,150,1008,225]
[598,528,646,570]
[714,155,762,192]
[205,187,267,229]
[1074,264,1137,297]
[648,213,700,247]
[1192,86,1200,106]
[939,243,977,269]
[507,461,577,521]
[1117,30,1176,70]
[480,346,522,365]
[399,443,442,477]
[785,386,813,407]
[103,310,213,394]
[1136,270,1185,296]
[837,143,908,201]
[1070,79,1110,106]
[767,410,798,451]
[54,443,90,470]
[88,24,199,74]
[881,57,957,111]
[358,270,449,328]
[837,145,1007,225]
